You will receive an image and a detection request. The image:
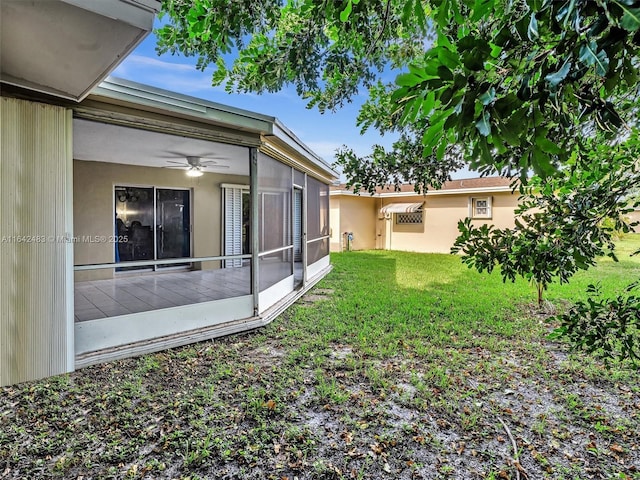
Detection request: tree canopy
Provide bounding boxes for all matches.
[158,0,640,184]
[157,0,640,363]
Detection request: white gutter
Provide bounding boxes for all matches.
[331,185,513,197]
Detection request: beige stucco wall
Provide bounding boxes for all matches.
[626,210,640,232]
[330,195,378,251]
[73,159,249,280]
[330,198,341,252]
[333,191,520,254]
[383,192,519,253]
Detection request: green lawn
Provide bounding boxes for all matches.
[1,236,639,479]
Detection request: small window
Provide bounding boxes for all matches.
[469,197,492,219]
[396,212,423,224]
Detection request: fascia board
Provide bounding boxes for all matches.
[62,0,160,30]
[92,77,274,134]
[330,186,513,197]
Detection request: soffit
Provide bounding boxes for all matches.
[0,0,158,101]
[74,118,251,176]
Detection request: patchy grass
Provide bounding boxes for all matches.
[2,236,640,479]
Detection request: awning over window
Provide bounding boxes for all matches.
[379,202,423,214]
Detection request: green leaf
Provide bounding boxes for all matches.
[340,0,353,22]
[422,120,445,148]
[476,110,491,136]
[528,14,539,41]
[408,63,430,79]
[544,60,572,87]
[428,107,451,125]
[578,41,610,76]
[437,47,460,69]
[478,137,493,163]
[421,91,436,117]
[463,49,486,71]
[618,3,640,31]
[402,0,413,22]
[531,146,555,176]
[436,138,448,160]
[437,65,454,81]
[414,0,427,28]
[537,136,562,154]
[497,123,522,147]
[493,93,520,118]
[479,87,496,105]
[443,111,459,130]
[471,0,494,21]
[396,73,422,87]
[493,130,509,154]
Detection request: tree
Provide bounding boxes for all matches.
[452,135,640,307]
[158,0,640,181]
[156,0,431,113]
[157,0,640,362]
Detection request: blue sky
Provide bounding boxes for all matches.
[112,26,398,172]
[113,24,472,179]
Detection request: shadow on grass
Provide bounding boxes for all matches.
[289,251,538,359]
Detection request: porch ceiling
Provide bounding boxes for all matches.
[73,119,250,176]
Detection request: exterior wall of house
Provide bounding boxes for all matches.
[1,97,74,386]
[331,190,518,255]
[380,192,519,253]
[73,159,249,280]
[626,210,640,232]
[330,197,341,252]
[329,195,378,252]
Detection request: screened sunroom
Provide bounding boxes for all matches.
[70,78,334,366]
[0,76,335,386]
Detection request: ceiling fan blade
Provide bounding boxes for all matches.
[166,160,187,165]
[162,150,227,159]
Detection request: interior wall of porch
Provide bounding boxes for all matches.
[73,159,249,281]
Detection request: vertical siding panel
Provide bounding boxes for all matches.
[1,97,73,386]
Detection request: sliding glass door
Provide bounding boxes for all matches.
[156,188,190,268]
[114,186,191,271]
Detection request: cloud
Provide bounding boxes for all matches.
[113,54,302,101]
[112,55,226,94]
[120,55,204,72]
[304,141,345,161]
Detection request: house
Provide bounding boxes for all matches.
[330,177,518,253]
[0,1,336,387]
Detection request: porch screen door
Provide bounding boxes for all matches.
[224,187,243,268]
[293,188,303,262]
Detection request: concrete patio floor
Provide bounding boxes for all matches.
[74,267,251,322]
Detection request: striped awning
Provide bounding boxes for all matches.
[379,202,423,214]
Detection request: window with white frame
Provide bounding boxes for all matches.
[396,211,423,224]
[469,197,492,219]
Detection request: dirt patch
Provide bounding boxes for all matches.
[1,314,638,480]
[301,288,334,304]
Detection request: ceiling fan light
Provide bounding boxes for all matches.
[186,166,203,177]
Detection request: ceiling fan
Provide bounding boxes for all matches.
[163,154,230,177]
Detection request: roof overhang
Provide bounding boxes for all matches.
[0,0,159,101]
[78,77,338,182]
[331,185,513,197]
[379,202,424,214]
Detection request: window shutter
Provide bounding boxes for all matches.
[224,187,243,268]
